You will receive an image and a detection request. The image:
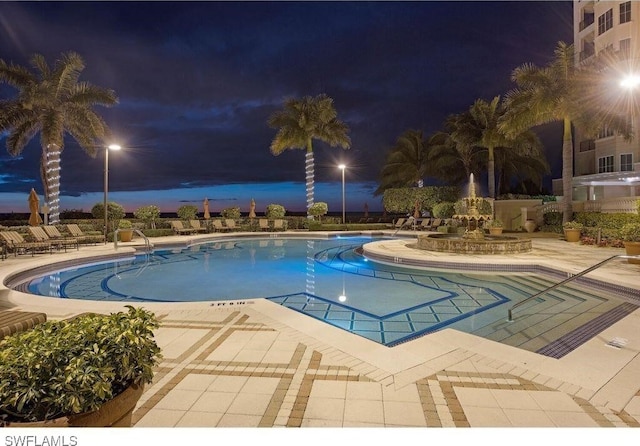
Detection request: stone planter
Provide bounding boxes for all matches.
[524,220,536,233]
[3,383,143,427]
[119,229,134,242]
[623,241,640,264]
[564,228,581,243]
[488,227,503,236]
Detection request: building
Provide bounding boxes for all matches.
[569,0,640,207]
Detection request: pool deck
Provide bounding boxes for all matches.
[1,230,639,428]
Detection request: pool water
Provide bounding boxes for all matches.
[23,236,625,349]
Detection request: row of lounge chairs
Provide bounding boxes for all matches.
[393,217,444,231]
[170,219,287,235]
[0,224,105,258]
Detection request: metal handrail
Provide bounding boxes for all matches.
[113,229,152,253]
[507,254,639,321]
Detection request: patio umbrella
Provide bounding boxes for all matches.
[413,201,420,219]
[363,202,369,218]
[28,188,43,226]
[203,198,211,219]
[249,198,256,218]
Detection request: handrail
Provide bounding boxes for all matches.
[507,254,639,321]
[113,229,152,253]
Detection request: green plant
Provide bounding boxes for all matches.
[220,206,241,219]
[176,205,198,220]
[266,204,286,219]
[308,202,328,221]
[118,219,132,229]
[432,201,455,219]
[486,219,503,228]
[562,221,584,230]
[0,306,161,423]
[620,223,640,242]
[91,202,125,230]
[134,205,160,229]
[382,186,460,214]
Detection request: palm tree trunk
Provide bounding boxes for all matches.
[487,145,496,199]
[42,143,62,225]
[305,151,314,219]
[561,118,573,224]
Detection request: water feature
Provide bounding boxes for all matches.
[416,174,532,254]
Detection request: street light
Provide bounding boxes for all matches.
[338,164,346,225]
[104,144,121,243]
[620,74,640,90]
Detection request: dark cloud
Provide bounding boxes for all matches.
[0,1,573,202]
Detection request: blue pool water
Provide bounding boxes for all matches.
[23,236,620,347]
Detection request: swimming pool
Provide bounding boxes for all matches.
[16,236,631,350]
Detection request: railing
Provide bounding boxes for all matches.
[579,15,594,31]
[507,254,638,321]
[113,229,152,253]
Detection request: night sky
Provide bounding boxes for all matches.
[0,1,573,214]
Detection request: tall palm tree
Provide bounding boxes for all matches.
[501,41,630,223]
[495,143,550,195]
[374,129,431,196]
[0,52,118,224]
[268,94,350,217]
[429,112,484,186]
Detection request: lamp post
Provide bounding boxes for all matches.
[104,144,121,243]
[338,164,346,225]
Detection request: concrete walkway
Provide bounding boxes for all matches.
[1,230,639,428]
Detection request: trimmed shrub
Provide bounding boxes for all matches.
[266,204,286,219]
[308,202,328,221]
[220,206,241,219]
[432,202,456,219]
[382,186,461,214]
[91,202,125,231]
[176,205,198,220]
[134,205,160,229]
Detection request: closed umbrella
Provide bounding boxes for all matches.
[363,202,369,218]
[28,188,43,226]
[203,198,211,219]
[249,198,256,218]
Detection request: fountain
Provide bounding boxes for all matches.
[415,174,532,254]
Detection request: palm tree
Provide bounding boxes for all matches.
[0,52,118,224]
[374,129,431,196]
[495,144,550,195]
[428,112,484,186]
[268,94,350,217]
[501,41,631,223]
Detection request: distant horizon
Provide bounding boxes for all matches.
[0,180,385,215]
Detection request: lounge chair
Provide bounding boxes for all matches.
[273,219,286,231]
[43,225,80,249]
[211,220,231,232]
[224,219,238,231]
[393,218,406,229]
[0,231,51,256]
[29,226,78,252]
[258,219,270,231]
[417,218,432,230]
[0,310,47,340]
[429,218,443,230]
[170,221,196,235]
[189,220,208,233]
[66,224,105,244]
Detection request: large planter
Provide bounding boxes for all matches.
[524,220,536,233]
[4,383,144,427]
[488,227,503,236]
[119,229,134,242]
[623,241,640,264]
[564,228,581,242]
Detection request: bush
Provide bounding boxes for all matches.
[432,202,456,219]
[220,206,241,219]
[177,205,198,220]
[134,205,160,229]
[454,198,492,216]
[308,202,328,221]
[118,219,133,229]
[266,204,286,219]
[91,202,125,230]
[620,223,640,242]
[0,307,161,423]
[382,186,461,214]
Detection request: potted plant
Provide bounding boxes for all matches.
[486,219,504,235]
[118,219,134,242]
[620,222,640,264]
[562,221,583,242]
[0,306,161,427]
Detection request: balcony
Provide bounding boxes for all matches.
[579,43,595,62]
[579,139,595,152]
[579,14,595,31]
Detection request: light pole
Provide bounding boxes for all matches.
[104,144,121,243]
[338,164,346,225]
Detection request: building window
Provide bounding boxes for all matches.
[620,38,631,59]
[598,156,614,173]
[620,1,631,24]
[579,139,595,152]
[598,8,613,35]
[621,153,633,171]
[597,126,615,139]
